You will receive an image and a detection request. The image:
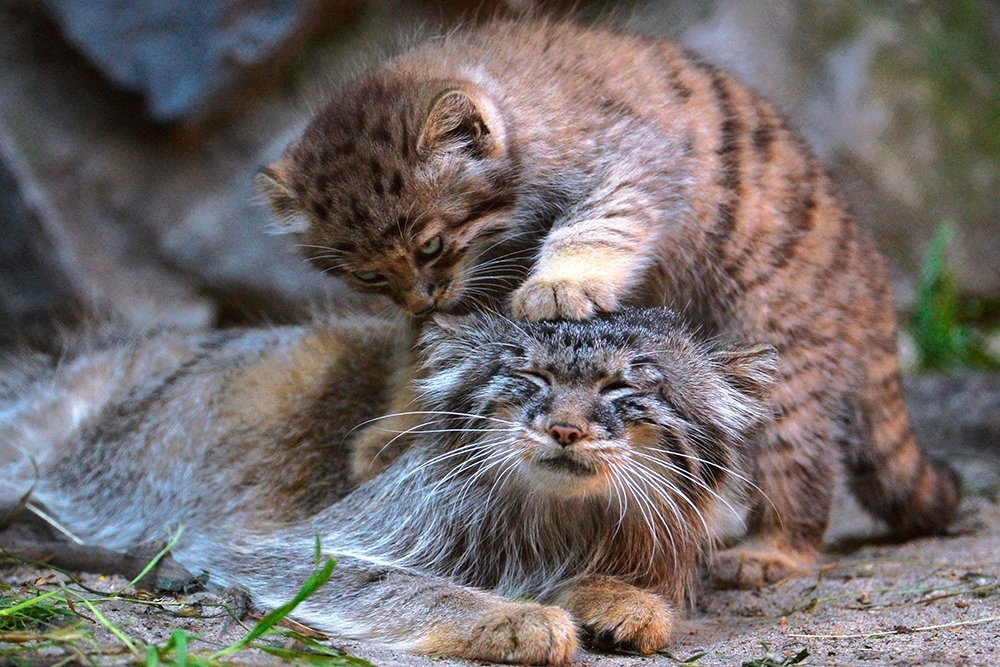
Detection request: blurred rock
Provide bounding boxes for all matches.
[905,372,1000,493]
[905,372,1000,452]
[0,3,215,331]
[39,0,359,126]
[0,152,79,346]
[0,1,352,329]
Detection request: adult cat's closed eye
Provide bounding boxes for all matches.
[259,18,961,583]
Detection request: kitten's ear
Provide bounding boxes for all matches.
[417,87,505,159]
[712,344,780,401]
[255,161,309,235]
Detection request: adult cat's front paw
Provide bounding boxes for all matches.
[511,277,618,321]
[564,587,673,654]
[465,602,578,665]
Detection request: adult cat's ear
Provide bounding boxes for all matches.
[711,344,780,402]
[255,161,309,235]
[417,87,505,159]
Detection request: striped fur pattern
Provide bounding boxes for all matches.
[260,18,962,584]
[1,308,774,662]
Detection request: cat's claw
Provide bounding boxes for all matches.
[511,277,617,321]
[465,602,579,665]
[563,587,673,654]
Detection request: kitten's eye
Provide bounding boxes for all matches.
[515,370,552,388]
[352,271,387,285]
[600,380,636,397]
[416,235,443,260]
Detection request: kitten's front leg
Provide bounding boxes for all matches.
[553,575,673,654]
[511,202,659,321]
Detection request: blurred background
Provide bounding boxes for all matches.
[0,0,997,373]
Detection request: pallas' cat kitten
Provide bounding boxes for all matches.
[258,19,961,585]
[3,308,775,662]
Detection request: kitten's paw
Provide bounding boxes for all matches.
[574,588,673,654]
[711,547,811,589]
[511,277,617,321]
[466,602,578,665]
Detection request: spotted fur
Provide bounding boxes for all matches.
[260,18,962,583]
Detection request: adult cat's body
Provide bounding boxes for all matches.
[1,309,775,663]
[259,18,960,584]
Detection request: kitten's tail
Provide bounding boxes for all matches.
[847,374,962,538]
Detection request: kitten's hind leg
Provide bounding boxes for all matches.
[553,576,673,655]
[712,344,841,589]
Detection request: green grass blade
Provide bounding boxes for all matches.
[173,629,188,667]
[73,594,136,654]
[211,556,336,659]
[0,589,63,617]
[123,527,185,592]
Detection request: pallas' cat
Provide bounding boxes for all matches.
[3,308,775,662]
[257,18,961,585]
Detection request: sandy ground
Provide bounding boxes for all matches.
[3,485,998,666]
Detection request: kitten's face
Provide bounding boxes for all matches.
[258,78,522,315]
[419,308,778,501]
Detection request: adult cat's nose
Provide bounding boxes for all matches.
[547,422,587,446]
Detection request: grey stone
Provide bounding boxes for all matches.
[0,153,79,344]
[904,372,1000,495]
[39,0,335,124]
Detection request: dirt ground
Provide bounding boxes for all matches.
[3,482,997,666]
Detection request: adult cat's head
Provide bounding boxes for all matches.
[415,307,778,502]
[257,74,527,315]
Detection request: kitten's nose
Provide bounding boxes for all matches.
[431,279,450,297]
[412,303,435,316]
[547,422,587,446]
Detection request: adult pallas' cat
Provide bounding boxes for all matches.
[257,18,960,585]
[3,308,776,662]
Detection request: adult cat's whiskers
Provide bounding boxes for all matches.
[645,446,778,523]
[626,458,711,543]
[632,450,743,528]
[345,410,519,440]
[618,463,679,569]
